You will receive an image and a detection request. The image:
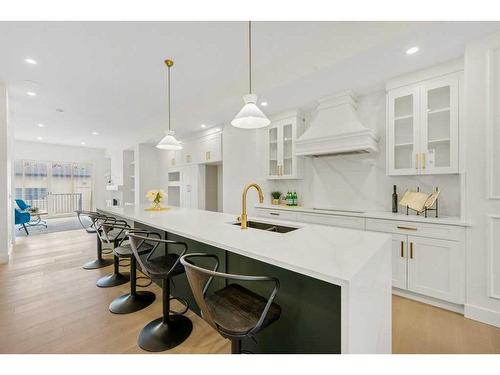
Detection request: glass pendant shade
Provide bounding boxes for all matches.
[231,94,270,129]
[156,131,182,150]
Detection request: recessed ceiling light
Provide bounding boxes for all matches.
[91,131,98,135]
[261,101,268,107]
[24,58,37,65]
[80,142,86,145]
[36,136,43,141]
[37,123,45,128]
[26,91,36,96]
[201,124,207,128]
[406,46,419,55]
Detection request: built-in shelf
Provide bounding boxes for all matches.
[427,107,450,115]
[394,142,413,147]
[428,138,451,144]
[394,114,413,121]
[130,175,135,178]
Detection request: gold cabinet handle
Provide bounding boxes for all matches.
[397,225,417,231]
[410,242,414,259]
[422,153,426,169]
[415,153,419,170]
[400,241,405,258]
[206,151,211,161]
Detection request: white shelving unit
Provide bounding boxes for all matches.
[122,149,135,205]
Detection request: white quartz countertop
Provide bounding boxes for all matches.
[255,204,471,227]
[98,204,391,287]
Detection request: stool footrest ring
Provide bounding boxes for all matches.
[136,276,152,288]
[169,296,189,316]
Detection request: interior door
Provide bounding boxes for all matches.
[420,75,459,174]
[391,234,408,289]
[407,235,463,303]
[387,86,421,175]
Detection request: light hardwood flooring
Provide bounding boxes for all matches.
[1,229,499,354]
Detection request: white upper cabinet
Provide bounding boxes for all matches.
[387,69,461,176]
[167,131,222,169]
[266,111,304,179]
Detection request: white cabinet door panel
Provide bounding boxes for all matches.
[391,234,408,290]
[407,236,463,303]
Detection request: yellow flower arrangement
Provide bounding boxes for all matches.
[146,189,166,209]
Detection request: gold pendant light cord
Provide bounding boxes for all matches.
[165,59,174,132]
[248,20,252,94]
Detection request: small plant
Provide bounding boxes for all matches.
[271,191,282,200]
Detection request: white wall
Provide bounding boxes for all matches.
[134,143,162,204]
[14,140,108,210]
[268,91,461,217]
[462,31,500,327]
[222,123,270,216]
[0,83,13,263]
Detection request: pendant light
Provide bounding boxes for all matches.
[156,59,183,150]
[231,21,270,129]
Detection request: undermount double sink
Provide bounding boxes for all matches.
[231,220,299,233]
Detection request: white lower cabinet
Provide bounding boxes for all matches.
[255,207,466,307]
[391,234,408,290]
[406,236,463,303]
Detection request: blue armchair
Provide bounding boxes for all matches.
[15,199,31,211]
[15,208,31,235]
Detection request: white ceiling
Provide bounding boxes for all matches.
[1,21,500,150]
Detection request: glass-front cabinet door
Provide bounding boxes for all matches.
[420,76,459,174]
[387,87,420,175]
[266,112,304,179]
[268,126,279,177]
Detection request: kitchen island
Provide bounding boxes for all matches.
[98,204,392,353]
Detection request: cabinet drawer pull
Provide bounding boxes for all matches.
[397,225,417,231]
[400,241,404,258]
[410,242,414,259]
[415,153,419,170]
[269,212,280,216]
[422,153,426,169]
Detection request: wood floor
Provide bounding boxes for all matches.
[1,229,499,354]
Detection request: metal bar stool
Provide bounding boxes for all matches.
[128,233,193,352]
[95,217,130,288]
[77,210,114,270]
[104,223,156,314]
[180,253,281,354]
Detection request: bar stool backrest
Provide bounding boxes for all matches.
[101,219,129,244]
[75,210,101,233]
[180,253,280,337]
[128,233,188,280]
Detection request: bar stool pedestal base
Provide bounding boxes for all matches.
[138,315,193,352]
[83,258,113,270]
[109,291,156,314]
[96,273,130,288]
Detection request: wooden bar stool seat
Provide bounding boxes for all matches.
[128,233,193,352]
[107,227,157,314]
[77,211,114,270]
[95,218,130,288]
[206,283,281,336]
[180,253,281,354]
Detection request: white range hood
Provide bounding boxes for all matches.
[295,91,379,157]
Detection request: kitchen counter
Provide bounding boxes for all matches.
[98,204,392,353]
[255,203,471,227]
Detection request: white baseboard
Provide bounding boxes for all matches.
[465,304,500,328]
[392,288,464,314]
[0,243,13,264]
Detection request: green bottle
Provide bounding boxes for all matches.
[293,191,298,206]
[287,191,291,206]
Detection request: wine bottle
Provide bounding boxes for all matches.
[392,185,398,213]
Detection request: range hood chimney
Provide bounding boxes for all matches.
[295,91,379,157]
